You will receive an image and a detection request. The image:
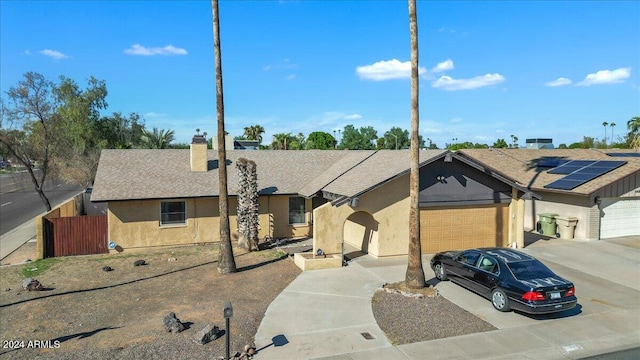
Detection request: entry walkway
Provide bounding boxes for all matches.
[254,237,640,359]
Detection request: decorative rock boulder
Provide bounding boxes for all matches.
[195,324,221,344]
[133,259,146,267]
[22,278,43,291]
[102,266,113,272]
[163,312,185,333]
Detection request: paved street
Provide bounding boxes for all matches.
[0,172,83,235]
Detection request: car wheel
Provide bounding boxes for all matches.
[491,288,511,312]
[434,263,448,281]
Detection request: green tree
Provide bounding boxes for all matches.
[602,121,609,146]
[95,112,144,149]
[54,75,108,187]
[271,132,296,150]
[212,0,236,274]
[558,143,568,149]
[0,72,109,206]
[341,125,377,150]
[509,135,519,149]
[1,72,63,210]
[493,139,508,148]
[305,131,336,149]
[628,116,640,149]
[243,124,265,144]
[139,127,175,149]
[426,138,438,149]
[405,0,425,289]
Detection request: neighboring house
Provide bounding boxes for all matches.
[91,137,537,259]
[457,148,640,239]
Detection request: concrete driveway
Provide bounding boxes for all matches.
[431,236,640,330]
[254,236,640,359]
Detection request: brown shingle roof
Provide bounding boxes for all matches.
[91,149,375,201]
[457,148,640,195]
[323,149,447,198]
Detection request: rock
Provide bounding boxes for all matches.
[245,342,256,356]
[133,259,146,266]
[4,288,11,292]
[102,266,113,272]
[22,278,43,291]
[195,324,221,344]
[163,312,185,333]
[168,257,177,262]
[22,259,32,263]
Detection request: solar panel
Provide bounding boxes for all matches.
[548,165,586,174]
[544,179,583,190]
[536,158,569,167]
[607,153,640,158]
[544,160,627,191]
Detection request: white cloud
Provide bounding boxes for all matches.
[432,73,505,91]
[124,44,187,56]
[431,59,454,73]
[545,77,572,87]
[144,112,167,119]
[344,114,363,120]
[24,50,31,55]
[356,59,426,81]
[285,74,295,80]
[449,117,463,123]
[39,49,68,59]
[578,67,631,86]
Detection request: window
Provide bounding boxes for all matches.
[457,251,481,266]
[478,256,499,274]
[160,201,186,226]
[288,197,306,225]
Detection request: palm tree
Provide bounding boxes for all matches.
[610,123,616,147]
[602,121,609,146]
[243,124,265,144]
[628,116,640,135]
[212,0,236,274]
[139,127,175,149]
[628,116,640,150]
[405,0,426,289]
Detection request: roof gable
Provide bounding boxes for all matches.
[457,148,640,195]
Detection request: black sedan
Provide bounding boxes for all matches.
[430,248,577,314]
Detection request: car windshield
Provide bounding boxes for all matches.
[507,260,555,280]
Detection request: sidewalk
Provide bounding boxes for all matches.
[0,218,37,263]
[254,238,640,360]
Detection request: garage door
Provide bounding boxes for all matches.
[600,198,640,239]
[420,204,509,253]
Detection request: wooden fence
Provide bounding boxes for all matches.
[43,215,108,257]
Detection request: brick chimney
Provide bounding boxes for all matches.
[190,135,208,172]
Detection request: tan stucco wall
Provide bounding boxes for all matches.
[313,173,410,258]
[267,196,312,239]
[190,142,208,172]
[524,196,592,239]
[107,195,312,251]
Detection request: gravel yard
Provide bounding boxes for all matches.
[372,285,497,345]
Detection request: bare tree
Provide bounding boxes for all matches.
[405,0,426,289]
[212,0,236,274]
[0,72,61,211]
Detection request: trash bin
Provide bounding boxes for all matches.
[537,213,558,236]
[555,216,578,239]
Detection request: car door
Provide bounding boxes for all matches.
[471,255,500,296]
[451,250,481,289]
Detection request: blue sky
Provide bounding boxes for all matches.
[1,0,639,148]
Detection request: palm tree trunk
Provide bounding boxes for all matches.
[405,0,426,289]
[212,0,236,274]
